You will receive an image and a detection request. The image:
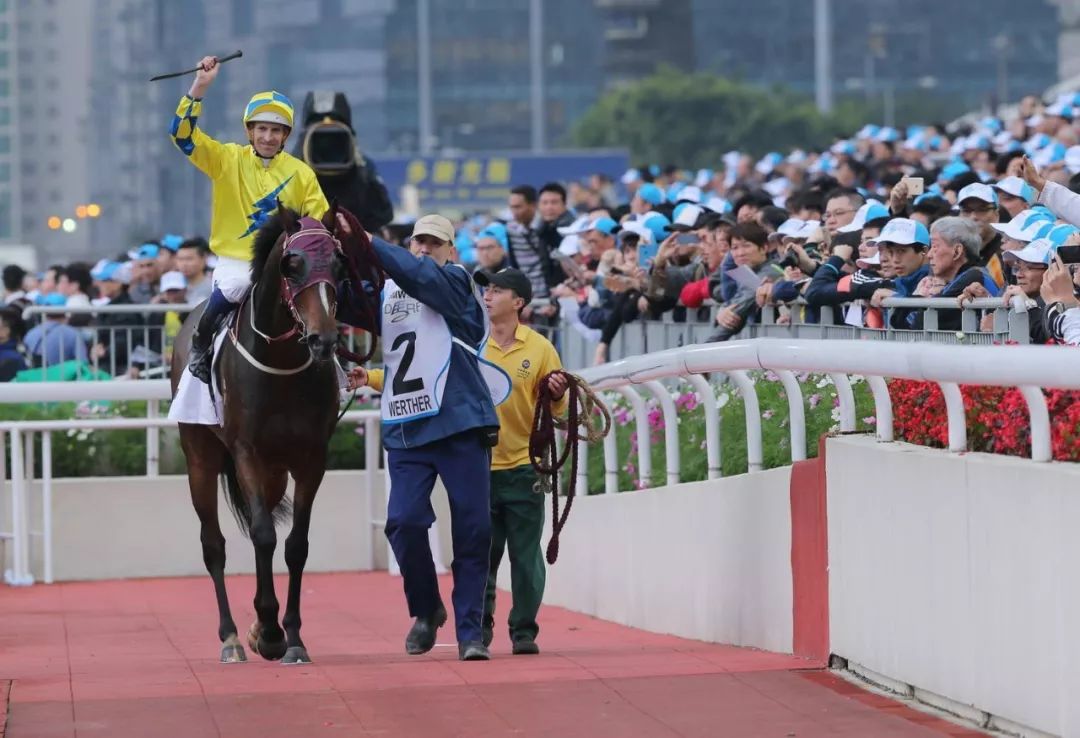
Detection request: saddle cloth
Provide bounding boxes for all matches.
[168,326,350,427]
[168,329,229,425]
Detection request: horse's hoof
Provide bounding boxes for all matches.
[282,646,311,665]
[220,634,247,663]
[257,636,287,661]
[220,644,247,663]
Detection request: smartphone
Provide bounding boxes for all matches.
[1058,245,1080,264]
[900,176,924,196]
[638,242,659,268]
[675,233,699,245]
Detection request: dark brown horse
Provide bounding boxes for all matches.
[171,204,378,664]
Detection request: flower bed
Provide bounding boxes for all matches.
[586,374,1080,494]
[888,380,1080,460]
[587,372,877,494]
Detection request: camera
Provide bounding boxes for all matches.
[778,248,801,270]
[298,91,359,175]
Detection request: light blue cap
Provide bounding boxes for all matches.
[640,212,672,244]
[590,217,619,236]
[636,183,664,207]
[476,223,509,251]
[1047,224,1080,247]
[940,161,971,181]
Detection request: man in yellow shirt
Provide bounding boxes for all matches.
[473,267,567,654]
[168,55,328,383]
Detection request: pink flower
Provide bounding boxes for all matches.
[862,416,877,425]
[762,409,775,420]
[809,393,822,409]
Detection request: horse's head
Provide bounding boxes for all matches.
[276,205,346,362]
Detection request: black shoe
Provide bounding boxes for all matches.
[188,340,213,384]
[188,308,229,384]
[458,641,490,661]
[481,627,493,648]
[405,604,447,655]
[511,639,540,655]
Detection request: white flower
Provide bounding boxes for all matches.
[815,377,832,389]
[717,393,730,409]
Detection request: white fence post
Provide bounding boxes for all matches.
[686,374,721,479]
[146,399,160,477]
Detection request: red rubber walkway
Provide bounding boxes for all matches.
[1,572,983,737]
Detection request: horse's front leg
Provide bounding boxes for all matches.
[181,427,246,663]
[281,465,326,665]
[240,452,289,661]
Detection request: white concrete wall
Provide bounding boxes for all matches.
[500,469,795,654]
[1,470,382,582]
[827,436,1080,738]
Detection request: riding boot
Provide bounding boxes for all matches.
[189,289,234,384]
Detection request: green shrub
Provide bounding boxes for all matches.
[0,398,374,478]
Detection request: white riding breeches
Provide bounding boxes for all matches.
[211,255,252,303]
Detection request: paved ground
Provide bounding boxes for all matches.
[0,572,984,737]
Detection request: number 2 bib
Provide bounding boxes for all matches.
[380,273,510,425]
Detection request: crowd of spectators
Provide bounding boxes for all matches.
[436,92,1080,363]
[0,235,213,378]
[11,91,1080,380]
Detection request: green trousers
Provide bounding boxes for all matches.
[483,464,546,643]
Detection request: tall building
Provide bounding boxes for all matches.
[384,0,604,152]
[596,0,695,90]
[691,0,1059,116]
[2,1,94,262]
[0,0,16,243]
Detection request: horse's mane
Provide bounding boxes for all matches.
[249,210,290,285]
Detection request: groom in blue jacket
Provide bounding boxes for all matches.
[343,213,508,661]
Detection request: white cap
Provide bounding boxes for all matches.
[702,196,730,214]
[990,209,1053,242]
[1003,238,1055,266]
[676,185,703,204]
[992,176,1037,204]
[159,271,187,292]
[1026,114,1045,128]
[956,182,998,205]
[558,235,581,256]
[618,221,654,245]
[856,251,881,268]
[837,200,889,233]
[670,204,704,230]
[114,262,134,285]
[795,220,822,240]
[557,215,594,237]
[775,218,807,238]
[870,218,931,247]
[620,168,641,185]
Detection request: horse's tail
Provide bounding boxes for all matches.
[220,451,294,539]
[220,451,252,539]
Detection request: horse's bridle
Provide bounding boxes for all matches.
[248,219,342,345]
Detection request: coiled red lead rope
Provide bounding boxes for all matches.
[529,370,611,564]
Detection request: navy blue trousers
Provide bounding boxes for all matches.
[385,430,491,644]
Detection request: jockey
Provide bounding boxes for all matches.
[169,55,328,383]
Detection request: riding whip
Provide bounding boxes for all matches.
[150,50,243,82]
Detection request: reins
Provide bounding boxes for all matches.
[529,371,611,564]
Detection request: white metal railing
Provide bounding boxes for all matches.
[0,378,381,586]
[575,338,1080,495]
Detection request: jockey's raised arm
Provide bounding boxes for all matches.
[165,54,329,385]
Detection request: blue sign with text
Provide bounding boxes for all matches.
[374,151,630,210]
